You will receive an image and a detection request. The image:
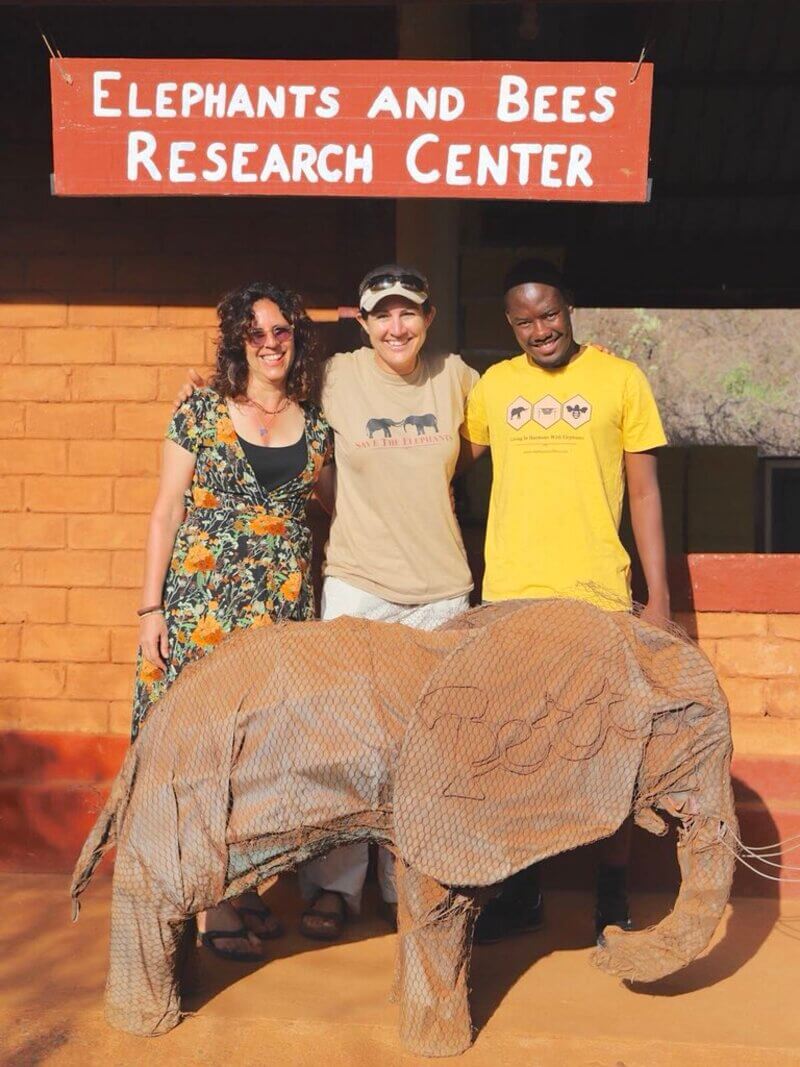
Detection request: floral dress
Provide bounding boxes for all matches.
[131,388,333,740]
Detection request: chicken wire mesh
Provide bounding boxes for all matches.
[70,598,736,1056]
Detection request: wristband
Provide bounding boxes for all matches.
[138,607,165,619]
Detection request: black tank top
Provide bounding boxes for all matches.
[237,432,308,493]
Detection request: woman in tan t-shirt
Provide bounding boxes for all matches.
[297,264,478,939]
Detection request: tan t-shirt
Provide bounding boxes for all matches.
[322,347,478,604]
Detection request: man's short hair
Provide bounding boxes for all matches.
[503,258,573,303]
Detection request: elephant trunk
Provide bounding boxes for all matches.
[592,811,737,983]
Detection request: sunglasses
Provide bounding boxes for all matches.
[359,272,429,297]
[245,324,295,346]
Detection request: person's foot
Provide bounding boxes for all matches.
[197,901,269,962]
[474,889,544,945]
[299,890,348,941]
[231,891,285,940]
[595,863,632,945]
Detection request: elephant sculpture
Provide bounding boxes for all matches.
[70,599,737,1057]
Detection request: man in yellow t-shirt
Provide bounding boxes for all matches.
[460,258,670,944]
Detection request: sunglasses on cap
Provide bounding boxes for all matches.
[358,272,429,297]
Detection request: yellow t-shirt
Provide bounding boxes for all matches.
[461,345,666,609]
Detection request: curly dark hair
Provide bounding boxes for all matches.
[210,282,321,405]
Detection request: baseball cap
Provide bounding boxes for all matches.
[358,264,430,313]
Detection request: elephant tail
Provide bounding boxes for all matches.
[592,813,737,983]
[70,755,137,920]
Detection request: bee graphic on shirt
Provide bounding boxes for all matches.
[566,403,588,419]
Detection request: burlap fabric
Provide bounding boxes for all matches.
[71,599,736,1056]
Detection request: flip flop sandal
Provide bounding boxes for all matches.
[299,891,348,942]
[232,902,286,941]
[198,927,267,964]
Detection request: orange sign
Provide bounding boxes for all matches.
[50,59,652,201]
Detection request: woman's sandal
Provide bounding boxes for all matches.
[231,898,286,941]
[299,890,348,942]
[198,926,268,964]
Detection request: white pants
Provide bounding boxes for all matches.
[297,576,470,914]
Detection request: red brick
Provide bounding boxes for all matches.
[0,440,68,475]
[0,402,24,436]
[0,587,67,623]
[67,513,148,550]
[769,616,800,641]
[0,299,67,327]
[68,300,158,327]
[27,255,114,292]
[115,328,207,365]
[24,328,114,365]
[719,676,767,717]
[0,661,65,698]
[22,623,110,663]
[157,305,217,327]
[114,477,158,514]
[71,366,158,402]
[0,513,65,549]
[0,550,22,584]
[22,549,111,587]
[0,329,23,363]
[65,662,132,700]
[716,639,800,679]
[0,697,109,733]
[693,613,768,639]
[158,365,203,402]
[0,366,69,401]
[0,476,22,509]
[67,440,159,477]
[109,699,132,735]
[766,680,800,720]
[111,626,139,664]
[115,402,173,440]
[68,586,139,625]
[24,476,112,513]
[0,624,21,658]
[26,403,114,439]
[111,550,145,587]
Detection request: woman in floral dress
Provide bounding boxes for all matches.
[133,280,332,960]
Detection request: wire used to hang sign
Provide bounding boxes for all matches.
[39,23,72,85]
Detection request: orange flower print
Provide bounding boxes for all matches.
[183,544,216,574]
[250,612,274,629]
[216,416,237,446]
[280,572,302,601]
[190,614,224,648]
[249,514,286,536]
[139,659,164,683]
[192,486,219,508]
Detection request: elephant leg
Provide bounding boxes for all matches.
[395,861,476,1057]
[105,873,189,1035]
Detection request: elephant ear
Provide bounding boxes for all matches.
[394,600,654,887]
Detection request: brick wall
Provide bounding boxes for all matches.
[0,302,219,735]
[676,613,800,720]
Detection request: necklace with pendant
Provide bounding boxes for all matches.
[243,396,291,441]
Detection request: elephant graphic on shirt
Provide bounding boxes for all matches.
[366,417,397,438]
[404,413,438,434]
